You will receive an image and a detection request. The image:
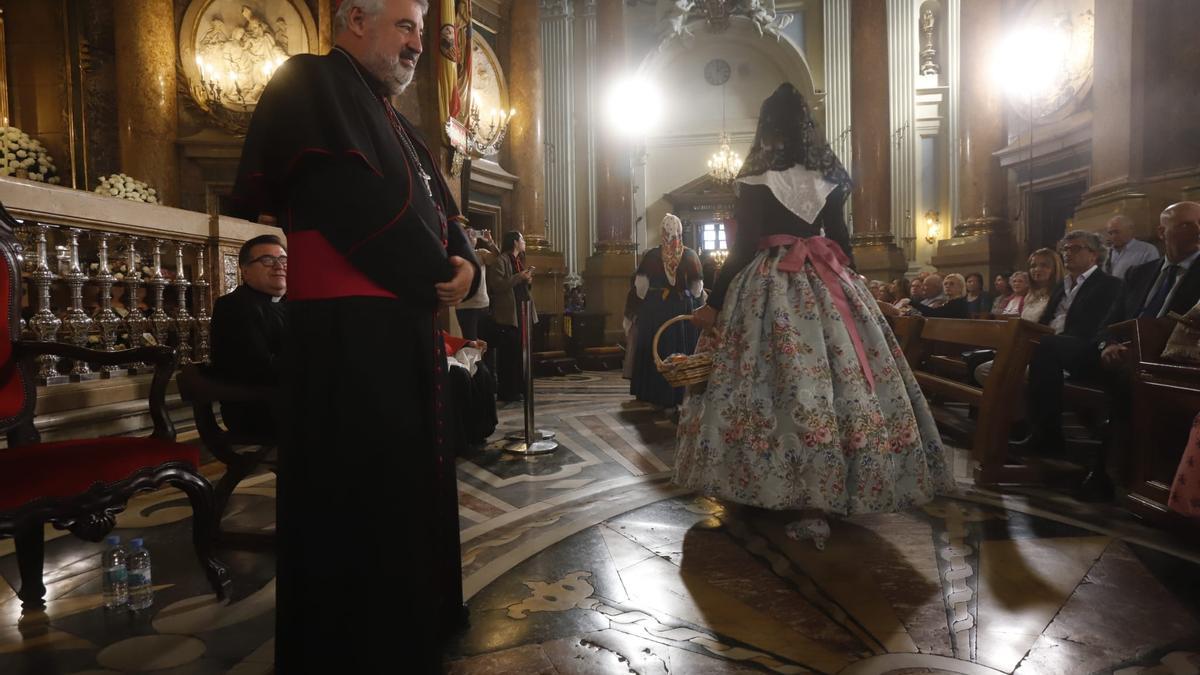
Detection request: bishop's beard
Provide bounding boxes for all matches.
[364,48,418,96]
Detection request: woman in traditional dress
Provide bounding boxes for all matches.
[674,83,953,548]
[629,214,703,409]
[1169,415,1200,518]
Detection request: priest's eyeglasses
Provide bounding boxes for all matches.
[251,254,288,269]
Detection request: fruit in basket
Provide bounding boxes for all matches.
[665,353,689,364]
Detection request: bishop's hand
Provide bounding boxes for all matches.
[436,256,475,306]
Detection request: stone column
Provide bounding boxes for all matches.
[508,0,549,250]
[506,1,566,344]
[1074,0,1200,236]
[113,0,179,206]
[582,0,636,344]
[931,0,1014,280]
[849,0,906,280]
[955,0,1007,236]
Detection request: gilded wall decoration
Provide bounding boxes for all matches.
[178,0,317,134]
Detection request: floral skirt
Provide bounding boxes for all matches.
[674,248,953,514]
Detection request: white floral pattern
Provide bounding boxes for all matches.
[675,246,953,514]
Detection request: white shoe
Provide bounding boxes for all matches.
[785,518,831,550]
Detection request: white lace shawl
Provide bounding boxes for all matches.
[736,165,838,224]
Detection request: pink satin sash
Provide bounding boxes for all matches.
[758,234,876,392]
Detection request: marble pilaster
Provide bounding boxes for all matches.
[508,0,549,251]
[541,0,577,272]
[849,0,907,280]
[582,0,636,344]
[1073,0,1200,235]
[932,0,1015,281]
[113,0,179,207]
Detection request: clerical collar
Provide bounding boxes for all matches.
[331,46,389,96]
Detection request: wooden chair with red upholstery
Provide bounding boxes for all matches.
[0,202,230,611]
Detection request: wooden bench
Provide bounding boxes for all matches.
[1107,318,1200,522]
[890,316,1054,485]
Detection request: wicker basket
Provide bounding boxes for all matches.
[653,315,713,387]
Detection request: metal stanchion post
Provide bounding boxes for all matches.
[504,299,558,455]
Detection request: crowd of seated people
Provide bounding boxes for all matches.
[868,201,1200,502]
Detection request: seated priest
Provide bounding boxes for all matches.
[210,234,288,437]
[443,331,498,454]
[1024,229,1124,460]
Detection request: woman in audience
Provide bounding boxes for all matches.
[487,231,535,402]
[964,272,990,315]
[943,273,967,301]
[890,277,911,305]
[1022,247,1063,322]
[990,272,1013,314]
[997,271,1029,316]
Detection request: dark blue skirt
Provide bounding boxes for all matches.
[630,289,700,407]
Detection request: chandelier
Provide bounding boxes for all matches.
[707,83,742,184]
[707,132,742,184]
[466,92,515,158]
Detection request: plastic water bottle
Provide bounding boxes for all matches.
[101,535,128,610]
[127,538,153,611]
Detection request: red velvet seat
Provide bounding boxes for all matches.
[0,437,200,511]
[0,200,230,611]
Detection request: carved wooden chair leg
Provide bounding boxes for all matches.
[14,522,47,611]
[215,445,276,517]
[168,471,232,601]
[213,462,252,521]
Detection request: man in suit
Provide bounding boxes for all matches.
[1072,202,1200,499]
[1026,229,1124,458]
[210,234,287,437]
[1098,201,1200,365]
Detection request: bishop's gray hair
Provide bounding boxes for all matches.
[333,0,429,35]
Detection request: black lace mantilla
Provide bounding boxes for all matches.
[737,83,852,189]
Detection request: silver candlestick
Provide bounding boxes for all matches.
[92,232,126,377]
[122,237,149,373]
[62,229,97,381]
[147,239,172,350]
[193,243,212,364]
[172,242,193,363]
[28,224,68,385]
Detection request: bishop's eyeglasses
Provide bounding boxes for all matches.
[251,254,288,269]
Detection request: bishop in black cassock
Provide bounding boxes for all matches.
[231,2,478,670]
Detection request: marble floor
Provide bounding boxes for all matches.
[1,371,1199,674]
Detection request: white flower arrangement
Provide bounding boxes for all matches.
[94,173,159,204]
[0,126,60,184]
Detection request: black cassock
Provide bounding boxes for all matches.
[232,49,479,673]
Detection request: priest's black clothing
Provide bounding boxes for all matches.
[232,49,479,673]
[209,284,286,437]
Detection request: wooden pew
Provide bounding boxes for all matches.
[1108,318,1200,522]
[890,316,1054,485]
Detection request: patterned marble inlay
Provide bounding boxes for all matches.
[1,371,1198,675]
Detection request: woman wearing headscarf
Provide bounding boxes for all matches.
[675,83,952,549]
[629,214,704,409]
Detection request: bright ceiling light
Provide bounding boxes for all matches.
[992,24,1070,102]
[604,75,664,139]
